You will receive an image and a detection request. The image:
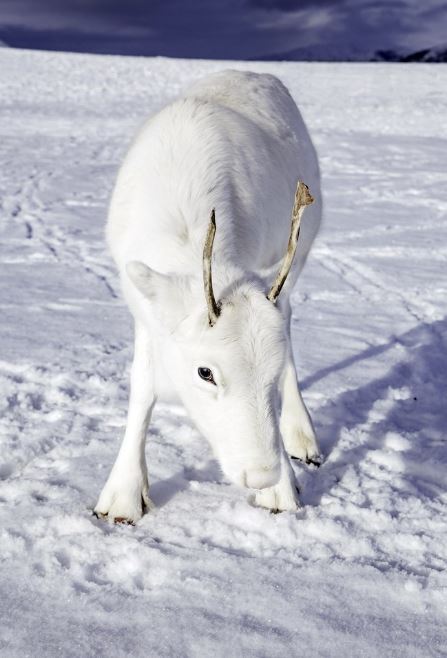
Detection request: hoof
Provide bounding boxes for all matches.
[114,516,135,526]
[291,454,323,468]
[92,510,136,526]
[93,478,153,525]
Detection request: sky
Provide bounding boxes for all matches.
[0,0,446,60]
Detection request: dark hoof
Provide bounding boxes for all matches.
[114,516,135,526]
[291,455,323,468]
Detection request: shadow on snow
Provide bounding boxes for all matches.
[302,317,447,506]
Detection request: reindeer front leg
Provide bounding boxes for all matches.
[254,349,321,513]
[279,346,321,465]
[94,321,155,524]
[254,447,301,512]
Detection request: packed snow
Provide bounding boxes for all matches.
[0,49,446,657]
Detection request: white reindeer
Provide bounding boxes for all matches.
[94,70,322,524]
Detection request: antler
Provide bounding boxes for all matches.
[203,209,221,326]
[267,181,314,304]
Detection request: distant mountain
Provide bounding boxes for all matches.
[374,44,447,63]
[258,43,447,63]
[255,44,370,63]
[402,44,447,63]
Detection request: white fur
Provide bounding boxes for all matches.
[94,70,322,523]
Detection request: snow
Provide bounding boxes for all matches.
[1,49,446,656]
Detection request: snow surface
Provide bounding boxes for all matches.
[0,49,446,657]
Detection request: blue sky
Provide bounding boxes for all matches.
[0,0,446,60]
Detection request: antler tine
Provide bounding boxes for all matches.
[203,209,221,326]
[267,181,314,304]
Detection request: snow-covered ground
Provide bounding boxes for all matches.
[0,49,446,657]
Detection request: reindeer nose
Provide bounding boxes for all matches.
[244,464,280,490]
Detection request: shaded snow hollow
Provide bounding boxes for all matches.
[0,50,446,657]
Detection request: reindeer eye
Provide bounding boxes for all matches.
[198,367,216,385]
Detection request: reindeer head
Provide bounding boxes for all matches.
[127,181,313,490]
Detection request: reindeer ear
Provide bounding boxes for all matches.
[126,261,168,301]
[126,261,191,331]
